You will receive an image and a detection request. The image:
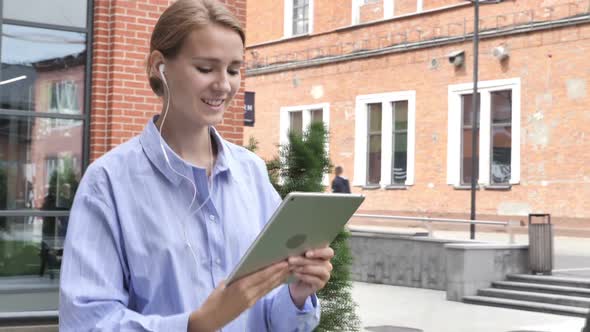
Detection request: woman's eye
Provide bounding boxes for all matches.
[228,69,240,76]
[196,67,212,73]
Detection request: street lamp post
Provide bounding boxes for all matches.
[470,0,480,240]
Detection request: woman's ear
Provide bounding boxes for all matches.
[148,50,166,79]
[147,50,167,96]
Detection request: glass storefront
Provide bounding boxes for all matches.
[0,0,91,313]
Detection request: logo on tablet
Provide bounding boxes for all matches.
[286,234,306,249]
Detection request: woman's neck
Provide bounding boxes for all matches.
[156,114,217,174]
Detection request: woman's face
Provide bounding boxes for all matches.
[162,23,244,127]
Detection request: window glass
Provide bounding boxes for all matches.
[289,111,303,135]
[0,115,82,211]
[3,0,87,28]
[461,94,480,185]
[367,103,382,185]
[491,90,512,184]
[1,25,86,114]
[311,109,323,123]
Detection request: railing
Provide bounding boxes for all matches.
[351,213,521,244]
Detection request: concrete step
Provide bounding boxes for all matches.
[0,311,58,327]
[463,295,589,318]
[478,288,590,308]
[507,274,590,288]
[0,326,57,332]
[0,277,59,312]
[493,280,590,298]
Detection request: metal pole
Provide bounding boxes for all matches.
[470,0,480,240]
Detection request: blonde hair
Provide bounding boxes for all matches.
[147,0,245,96]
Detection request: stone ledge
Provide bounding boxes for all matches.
[445,243,529,250]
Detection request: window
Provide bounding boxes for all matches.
[284,0,314,37]
[289,110,304,136]
[280,103,330,182]
[490,90,512,185]
[354,92,416,188]
[367,103,382,185]
[3,0,87,28]
[447,78,521,187]
[461,93,480,185]
[392,101,408,184]
[352,0,394,25]
[280,103,329,143]
[0,0,91,314]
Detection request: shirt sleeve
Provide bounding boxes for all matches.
[59,177,191,332]
[261,284,320,331]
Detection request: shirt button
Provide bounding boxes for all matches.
[209,215,216,222]
[215,258,221,265]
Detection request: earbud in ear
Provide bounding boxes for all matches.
[158,63,165,75]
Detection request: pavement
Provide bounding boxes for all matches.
[352,281,587,332]
[347,221,590,332]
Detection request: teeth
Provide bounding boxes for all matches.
[203,99,224,107]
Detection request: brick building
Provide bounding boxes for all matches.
[0,0,245,316]
[244,0,590,226]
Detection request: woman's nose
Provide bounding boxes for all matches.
[213,72,231,93]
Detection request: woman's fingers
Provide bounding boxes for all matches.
[233,261,290,306]
[292,273,325,289]
[292,263,331,280]
[288,256,333,268]
[305,247,334,260]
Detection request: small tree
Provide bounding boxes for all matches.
[253,122,361,331]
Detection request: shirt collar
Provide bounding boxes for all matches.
[139,116,237,185]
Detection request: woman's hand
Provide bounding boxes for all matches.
[287,246,335,308]
[188,261,291,332]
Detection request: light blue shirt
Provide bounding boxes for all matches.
[59,117,320,331]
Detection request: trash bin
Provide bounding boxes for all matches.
[528,213,553,275]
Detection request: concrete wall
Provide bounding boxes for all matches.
[445,243,529,301]
[349,231,529,301]
[349,231,473,290]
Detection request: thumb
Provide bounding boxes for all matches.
[217,280,227,289]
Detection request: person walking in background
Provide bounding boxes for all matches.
[331,166,351,193]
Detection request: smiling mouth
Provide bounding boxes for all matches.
[202,99,225,107]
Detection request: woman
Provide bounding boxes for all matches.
[59,1,333,331]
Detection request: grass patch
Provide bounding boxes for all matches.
[0,240,41,277]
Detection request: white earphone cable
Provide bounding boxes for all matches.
[158,64,213,266]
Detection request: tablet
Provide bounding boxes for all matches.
[226,192,365,284]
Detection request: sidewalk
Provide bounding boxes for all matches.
[352,282,587,332]
[348,221,589,331]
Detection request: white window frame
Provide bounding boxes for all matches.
[352,0,394,25]
[279,103,330,184]
[284,0,314,38]
[447,78,521,187]
[353,91,416,187]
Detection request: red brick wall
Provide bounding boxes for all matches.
[244,1,590,224]
[394,0,418,16]
[91,0,246,162]
[423,0,461,11]
[360,0,384,24]
[246,0,283,45]
[315,0,352,34]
